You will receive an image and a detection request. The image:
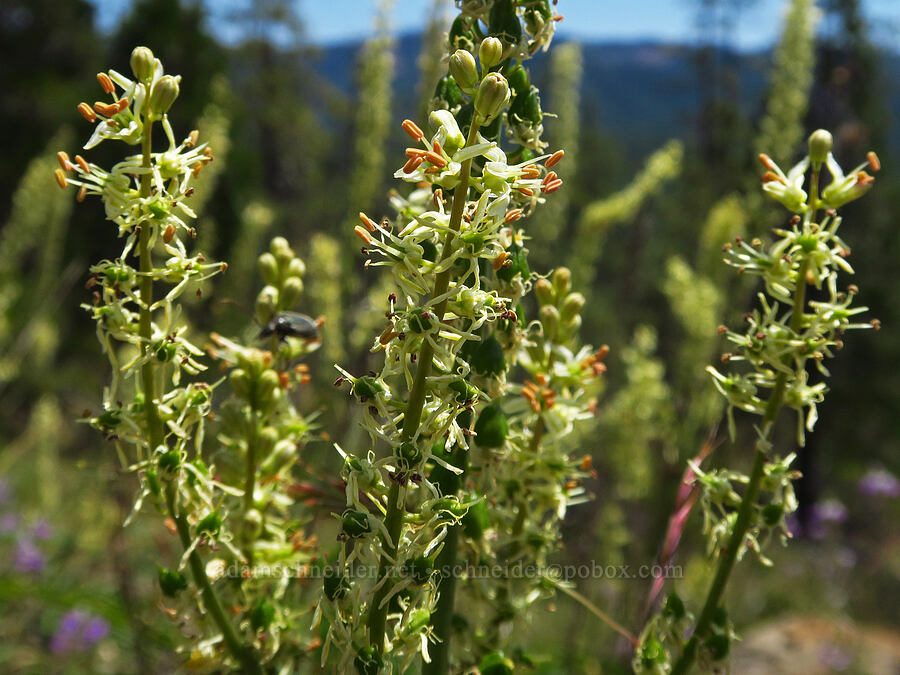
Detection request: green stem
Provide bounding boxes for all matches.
[164,483,263,675]
[136,119,261,674]
[243,408,259,566]
[671,258,810,675]
[368,121,482,656]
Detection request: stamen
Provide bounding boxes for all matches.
[543,179,563,193]
[359,212,378,231]
[354,225,373,244]
[545,150,565,168]
[492,251,511,270]
[77,186,87,202]
[542,170,558,185]
[402,156,424,174]
[75,155,90,173]
[57,151,73,172]
[192,162,203,177]
[97,72,115,94]
[866,152,881,172]
[424,152,448,168]
[93,101,118,117]
[54,169,67,189]
[115,98,129,113]
[187,130,199,148]
[432,139,443,155]
[522,164,541,179]
[401,119,424,141]
[855,171,874,185]
[405,148,428,159]
[758,153,776,170]
[163,224,176,243]
[517,187,534,196]
[761,171,786,185]
[504,208,523,223]
[77,102,96,123]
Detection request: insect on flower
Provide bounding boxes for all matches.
[259,311,320,341]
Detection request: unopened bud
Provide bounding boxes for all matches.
[560,292,585,322]
[479,37,504,70]
[534,278,555,306]
[130,46,156,82]
[449,50,479,94]
[258,252,279,285]
[808,129,833,165]
[552,267,572,297]
[539,304,560,341]
[474,73,510,125]
[280,276,303,308]
[148,75,180,116]
[255,285,279,325]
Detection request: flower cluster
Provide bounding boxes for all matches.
[317,2,571,671]
[64,48,320,674]
[638,130,880,674]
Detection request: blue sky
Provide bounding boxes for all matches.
[91,0,900,51]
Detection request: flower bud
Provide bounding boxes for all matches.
[534,278,555,306]
[243,508,263,540]
[540,304,560,341]
[474,73,510,125]
[130,46,156,82]
[470,335,506,376]
[808,129,833,165]
[287,257,306,278]
[280,276,303,308]
[560,292,585,322]
[429,109,465,155]
[552,267,572,297]
[341,509,371,538]
[255,285,279,325]
[479,37,504,70]
[257,369,281,409]
[474,402,508,448]
[258,252,279,285]
[148,75,180,117]
[229,368,252,401]
[449,50,479,94]
[261,439,297,475]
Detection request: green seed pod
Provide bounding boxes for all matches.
[404,608,431,635]
[448,378,479,404]
[196,511,222,538]
[761,503,784,526]
[130,46,156,83]
[258,252,279,286]
[280,275,303,309]
[449,15,476,52]
[470,335,506,376]
[496,242,530,283]
[249,598,275,632]
[479,37,504,70]
[341,509,371,538]
[433,75,463,111]
[475,402,508,448]
[540,304,560,341]
[474,73,510,124]
[507,66,530,98]
[407,308,433,334]
[480,651,515,675]
[560,292,585,322]
[158,567,188,597]
[351,376,383,400]
[255,285,279,326]
[463,500,489,540]
[488,0,523,47]
[396,441,422,466]
[157,449,181,475]
[405,555,435,584]
[534,278,555,306]
[148,75,180,117]
[662,592,686,620]
[449,49,479,94]
[323,567,351,601]
[354,646,383,675]
[145,469,161,496]
[808,129,833,165]
[704,633,730,661]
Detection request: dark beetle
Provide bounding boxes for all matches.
[259,312,319,341]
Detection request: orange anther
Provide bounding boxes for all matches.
[522,164,541,179]
[545,150,565,168]
[358,212,378,231]
[866,152,881,172]
[77,186,87,202]
[403,156,424,174]
[596,344,610,360]
[77,102,96,123]
[53,169,67,189]
[354,225,373,244]
[405,148,427,159]
[163,224,176,243]
[424,151,448,168]
[192,162,203,177]
[187,130,199,147]
[543,179,563,193]
[856,171,874,185]
[492,251,511,270]
[401,119,424,141]
[57,151,73,172]
[432,139,443,155]
[761,171,785,184]
[517,187,534,196]
[93,101,117,117]
[115,98,129,113]
[97,72,115,94]
[504,208,523,223]
[758,153,776,170]
[75,155,90,173]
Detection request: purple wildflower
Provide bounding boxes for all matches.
[0,512,18,535]
[813,499,848,525]
[31,518,53,540]
[858,468,900,498]
[51,609,110,653]
[14,538,45,573]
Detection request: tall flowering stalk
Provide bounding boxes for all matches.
[637,130,880,674]
[317,1,569,671]
[61,48,319,673]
